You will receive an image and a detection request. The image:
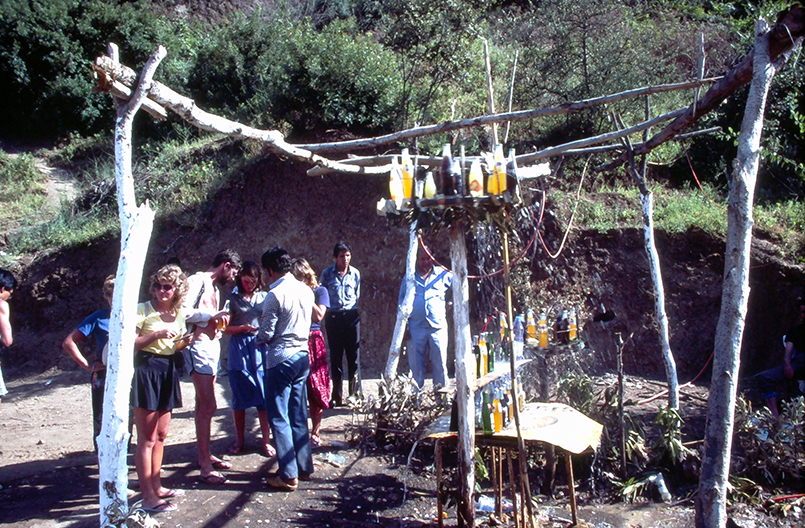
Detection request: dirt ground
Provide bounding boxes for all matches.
[1,363,800,528]
[1,147,803,527]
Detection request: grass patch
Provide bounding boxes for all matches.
[3,135,254,259]
[7,208,116,255]
[553,181,730,234]
[0,151,48,223]
[755,200,805,260]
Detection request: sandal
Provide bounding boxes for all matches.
[142,501,178,513]
[263,443,277,458]
[211,459,232,470]
[159,488,185,499]
[264,475,297,491]
[310,436,321,449]
[198,472,228,485]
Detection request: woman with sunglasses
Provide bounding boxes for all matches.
[132,264,192,513]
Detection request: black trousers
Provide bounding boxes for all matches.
[325,309,361,403]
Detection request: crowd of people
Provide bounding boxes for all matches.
[9,240,484,513]
[46,242,365,512]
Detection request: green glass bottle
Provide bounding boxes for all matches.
[481,390,493,435]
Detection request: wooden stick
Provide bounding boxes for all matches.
[503,232,535,527]
[296,78,720,154]
[504,50,519,145]
[306,127,720,177]
[491,447,501,515]
[436,439,444,528]
[507,450,520,528]
[565,451,578,526]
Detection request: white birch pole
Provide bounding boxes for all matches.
[449,223,474,527]
[619,112,680,410]
[695,19,777,528]
[98,44,164,528]
[384,223,419,380]
[641,191,679,409]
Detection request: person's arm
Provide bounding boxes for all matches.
[256,293,279,345]
[183,275,212,326]
[312,303,327,323]
[62,329,91,372]
[783,341,795,379]
[355,268,361,304]
[224,323,258,335]
[0,299,12,347]
[312,287,329,323]
[134,326,179,351]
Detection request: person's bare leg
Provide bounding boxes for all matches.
[152,411,172,497]
[310,404,323,440]
[134,407,162,509]
[231,409,246,452]
[258,410,274,456]
[192,371,218,476]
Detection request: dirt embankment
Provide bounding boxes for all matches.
[4,153,804,385]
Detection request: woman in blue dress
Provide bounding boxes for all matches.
[223,261,275,457]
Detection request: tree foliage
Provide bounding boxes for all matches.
[187,12,399,138]
[0,0,193,141]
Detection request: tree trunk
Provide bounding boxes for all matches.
[98,44,164,528]
[641,191,680,409]
[450,223,475,527]
[620,113,680,410]
[695,19,776,528]
[384,223,418,380]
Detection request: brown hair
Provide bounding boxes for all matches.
[150,264,188,310]
[102,275,115,298]
[291,257,318,289]
[236,261,264,292]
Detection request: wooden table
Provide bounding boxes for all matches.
[425,402,603,527]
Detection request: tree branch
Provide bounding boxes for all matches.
[296,78,721,154]
[598,5,805,173]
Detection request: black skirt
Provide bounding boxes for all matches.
[131,351,183,411]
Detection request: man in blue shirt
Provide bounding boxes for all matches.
[320,242,361,406]
[258,247,314,491]
[399,246,453,389]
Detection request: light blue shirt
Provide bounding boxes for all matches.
[320,265,360,312]
[257,274,314,370]
[399,265,453,330]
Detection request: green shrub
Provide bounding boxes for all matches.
[0,0,196,141]
[188,13,399,138]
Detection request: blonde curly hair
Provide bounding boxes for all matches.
[291,257,318,289]
[150,264,188,310]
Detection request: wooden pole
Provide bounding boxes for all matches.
[436,439,444,528]
[618,334,626,476]
[450,222,475,527]
[503,232,535,527]
[384,223,419,380]
[98,43,162,528]
[507,450,520,528]
[483,38,499,147]
[565,451,578,526]
[504,50,519,145]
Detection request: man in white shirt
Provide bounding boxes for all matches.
[258,247,314,491]
[183,249,241,484]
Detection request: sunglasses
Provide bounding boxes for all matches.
[154,283,175,292]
